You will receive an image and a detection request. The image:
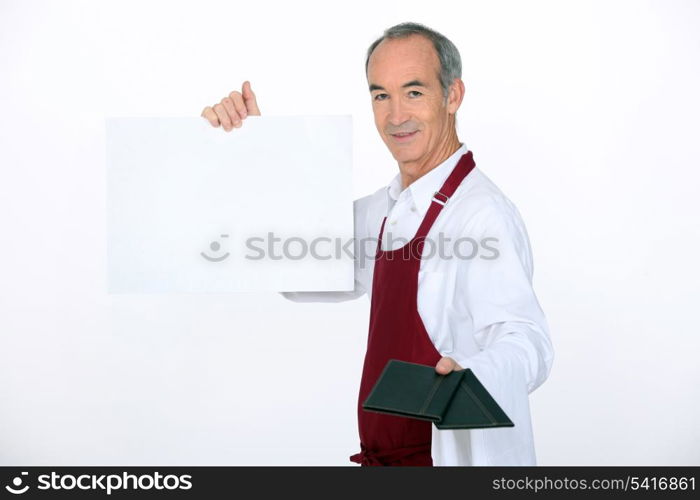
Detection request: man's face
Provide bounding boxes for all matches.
[367,34,454,167]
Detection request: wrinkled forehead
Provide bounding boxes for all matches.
[367,35,441,86]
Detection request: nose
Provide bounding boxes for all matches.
[387,97,409,127]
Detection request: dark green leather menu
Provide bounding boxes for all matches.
[362,359,514,429]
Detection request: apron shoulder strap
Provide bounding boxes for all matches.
[414,151,476,241]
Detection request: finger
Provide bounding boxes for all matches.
[201,106,220,127]
[228,91,248,120]
[221,97,242,128]
[242,80,261,115]
[213,103,232,131]
[435,357,457,374]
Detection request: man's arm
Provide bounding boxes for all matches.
[447,202,554,395]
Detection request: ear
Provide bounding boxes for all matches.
[446,78,465,115]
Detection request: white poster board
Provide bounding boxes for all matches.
[106,116,354,293]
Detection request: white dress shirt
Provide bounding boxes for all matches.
[282,143,554,466]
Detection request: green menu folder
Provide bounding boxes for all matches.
[362,359,514,429]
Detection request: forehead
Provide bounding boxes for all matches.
[367,34,440,85]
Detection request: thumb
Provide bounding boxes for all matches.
[435,356,458,375]
[242,80,261,115]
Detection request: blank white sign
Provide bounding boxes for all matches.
[106,116,354,293]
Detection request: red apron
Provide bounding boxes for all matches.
[350,151,476,466]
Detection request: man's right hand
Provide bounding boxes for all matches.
[201,81,261,132]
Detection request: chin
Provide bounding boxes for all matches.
[382,133,426,163]
[389,146,420,163]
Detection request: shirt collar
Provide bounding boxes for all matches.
[386,143,468,217]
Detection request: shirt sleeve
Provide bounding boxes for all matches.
[450,202,554,396]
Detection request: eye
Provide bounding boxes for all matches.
[374,93,388,101]
[408,90,423,98]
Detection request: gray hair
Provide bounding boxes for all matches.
[365,22,462,100]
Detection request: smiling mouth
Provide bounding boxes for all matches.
[390,130,419,142]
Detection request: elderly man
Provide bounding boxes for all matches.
[201,22,554,467]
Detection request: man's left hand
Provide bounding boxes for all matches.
[435,356,463,375]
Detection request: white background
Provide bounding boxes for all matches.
[1,0,699,465]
